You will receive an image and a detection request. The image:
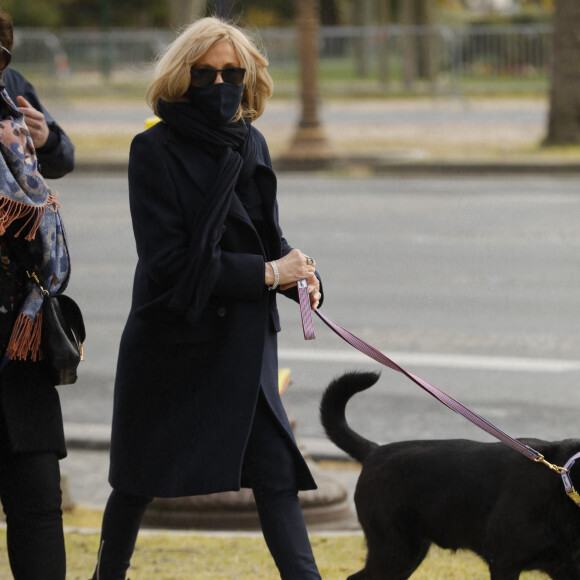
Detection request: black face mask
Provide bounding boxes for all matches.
[187,82,244,126]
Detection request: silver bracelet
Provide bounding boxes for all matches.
[268,261,279,291]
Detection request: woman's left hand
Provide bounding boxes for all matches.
[309,286,321,311]
[307,272,321,311]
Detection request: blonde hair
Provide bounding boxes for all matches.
[147,17,273,122]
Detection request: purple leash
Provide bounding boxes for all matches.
[295,281,580,505]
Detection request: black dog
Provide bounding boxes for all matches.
[320,371,580,580]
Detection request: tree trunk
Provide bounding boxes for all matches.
[277,0,335,170]
[353,0,374,79]
[400,0,438,89]
[296,0,322,130]
[400,0,418,89]
[168,0,206,29]
[545,0,580,145]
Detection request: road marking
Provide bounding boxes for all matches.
[278,348,580,373]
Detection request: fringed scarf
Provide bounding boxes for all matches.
[155,99,259,324]
[0,90,70,361]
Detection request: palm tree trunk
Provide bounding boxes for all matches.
[545,0,580,145]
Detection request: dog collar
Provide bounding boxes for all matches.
[561,451,580,507]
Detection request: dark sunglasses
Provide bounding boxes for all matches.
[190,66,246,88]
[0,46,11,72]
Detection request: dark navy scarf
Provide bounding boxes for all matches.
[156,99,259,323]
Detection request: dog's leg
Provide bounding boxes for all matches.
[359,528,430,580]
[488,563,521,580]
[544,563,580,580]
[347,570,369,580]
[345,539,430,580]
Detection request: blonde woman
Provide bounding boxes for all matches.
[91,17,322,579]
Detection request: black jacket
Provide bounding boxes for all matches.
[3,68,74,179]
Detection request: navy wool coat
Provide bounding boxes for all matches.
[109,120,318,498]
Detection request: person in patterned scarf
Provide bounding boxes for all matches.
[0,11,74,580]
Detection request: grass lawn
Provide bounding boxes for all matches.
[0,505,551,579]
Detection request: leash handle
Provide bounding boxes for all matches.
[297,279,315,340]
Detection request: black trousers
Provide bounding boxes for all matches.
[0,451,65,580]
[93,391,321,580]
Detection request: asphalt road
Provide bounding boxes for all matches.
[55,172,580,451]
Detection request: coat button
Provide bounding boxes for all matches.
[217,307,227,318]
[221,224,227,232]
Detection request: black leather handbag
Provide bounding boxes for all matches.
[41,293,86,385]
[29,271,86,386]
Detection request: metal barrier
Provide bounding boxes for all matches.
[259,24,552,95]
[11,24,553,97]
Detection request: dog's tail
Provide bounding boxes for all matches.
[320,371,381,463]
